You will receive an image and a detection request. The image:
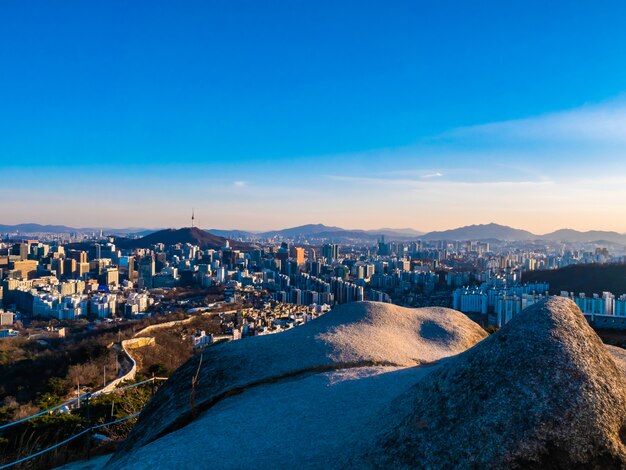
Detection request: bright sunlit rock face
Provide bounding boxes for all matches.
[107,301,487,468]
[107,298,626,469]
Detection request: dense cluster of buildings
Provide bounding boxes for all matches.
[452,284,626,327]
[221,303,328,341]
[0,235,393,327]
[560,291,626,317]
[452,282,550,327]
[2,227,626,337]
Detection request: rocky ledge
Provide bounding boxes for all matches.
[107,298,626,469]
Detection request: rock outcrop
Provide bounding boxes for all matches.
[107,297,626,469]
[108,302,486,466]
[372,296,626,468]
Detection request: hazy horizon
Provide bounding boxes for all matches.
[3,1,626,232]
[2,220,626,236]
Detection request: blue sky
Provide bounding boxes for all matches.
[2,1,626,231]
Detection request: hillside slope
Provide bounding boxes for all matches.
[522,264,626,296]
[421,223,536,241]
[115,227,251,251]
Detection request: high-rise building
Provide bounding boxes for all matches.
[64,259,77,278]
[68,250,88,264]
[19,243,30,261]
[322,244,339,263]
[12,260,38,279]
[88,244,101,261]
[51,257,64,277]
[128,256,135,281]
[291,247,305,266]
[77,262,90,278]
[377,236,390,256]
[104,267,119,287]
[138,255,155,289]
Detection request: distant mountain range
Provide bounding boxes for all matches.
[0,223,153,236]
[421,224,626,243]
[207,224,425,242]
[420,223,536,241]
[2,222,626,244]
[540,229,626,244]
[211,223,626,244]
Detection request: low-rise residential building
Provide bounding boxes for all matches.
[90,293,117,318]
[192,329,213,348]
[0,310,14,326]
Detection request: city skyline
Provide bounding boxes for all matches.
[5,3,626,468]
[3,1,626,231]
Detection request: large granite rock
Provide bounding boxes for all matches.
[371,296,626,468]
[108,301,486,466]
[107,297,626,469]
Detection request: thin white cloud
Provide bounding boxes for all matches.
[326,174,552,188]
[443,97,626,144]
[8,97,626,232]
